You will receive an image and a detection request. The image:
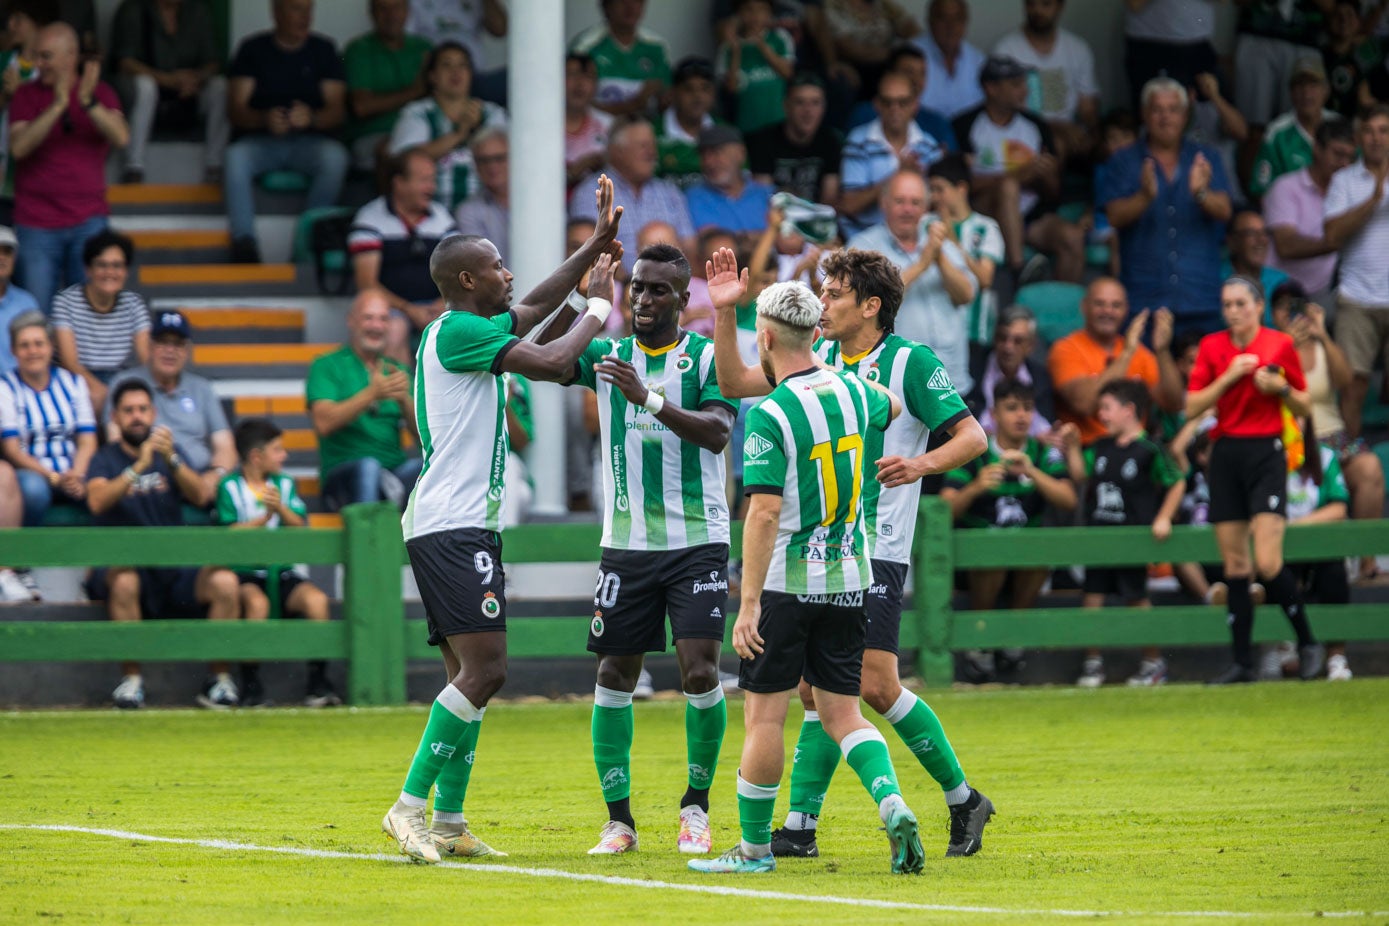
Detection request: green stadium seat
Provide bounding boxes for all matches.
[292,206,353,272]
[1373,441,1389,483]
[258,170,310,193]
[40,505,92,527]
[1015,281,1086,345]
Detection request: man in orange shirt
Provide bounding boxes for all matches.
[1047,277,1184,445]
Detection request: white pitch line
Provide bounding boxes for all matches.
[2,824,1383,920]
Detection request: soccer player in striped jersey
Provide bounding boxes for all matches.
[709,245,997,859]
[381,176,625,865]
[559,243,737,857]
[690,278,927,876]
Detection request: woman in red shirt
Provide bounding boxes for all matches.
[1186,277,1324,684]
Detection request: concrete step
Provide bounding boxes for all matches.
[138,262,320,300]
[231,394,310,429]
[180,306,306,345]
[192,342,334,379]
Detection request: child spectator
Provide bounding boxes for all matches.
[942,378,1075,683]
[1061,378,1185,688]
[216,417,339,708]
[927,153,1002,351]
[716,0,795,135]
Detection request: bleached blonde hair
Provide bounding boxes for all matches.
[755,280,821,330]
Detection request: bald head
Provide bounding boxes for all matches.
[347,288,391,357]
[429,234,513,314]
[36,22,78,83]
[1082,276,1129,341]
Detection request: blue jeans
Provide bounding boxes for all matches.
[16,469,56,527]
[16,215,108,313]
[321,457,424,512]
[223,133,349,241]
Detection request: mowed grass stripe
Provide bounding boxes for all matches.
[1,682,1385,925]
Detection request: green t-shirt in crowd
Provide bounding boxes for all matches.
[342,30,433,141]
[305,346,411,479]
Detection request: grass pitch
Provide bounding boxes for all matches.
[2,679,1386,926]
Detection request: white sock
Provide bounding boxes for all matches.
[944,781,971,806]
[431,811,464,826]
[396,792,427,809]
[878,792,906,824]
[782,811,817,831]
[741,839,771,858]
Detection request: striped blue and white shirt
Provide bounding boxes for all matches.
[0,366,96,472]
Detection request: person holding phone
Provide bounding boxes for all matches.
[1187,275,1325,684]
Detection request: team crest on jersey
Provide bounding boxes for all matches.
[1121,458,1139,481]
[591,613,605,637]
[744,432,773,460]
[675,353,694,373]
[927,368,954,392]
[864,364,881,382]
[480,592,501,619]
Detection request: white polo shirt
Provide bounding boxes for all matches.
[1324,160,1389,307]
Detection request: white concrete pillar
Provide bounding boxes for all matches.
[508,0,567,515]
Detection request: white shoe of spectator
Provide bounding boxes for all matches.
[0,568,32,602]
[196,673,240,710]
[112,674,144,710]
[1076,656,1105,688]
[633,668,655,700]
[15,569,41,601]
[1125,658,1167,687]
[1326,653,1352,682]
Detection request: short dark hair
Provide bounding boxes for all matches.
[696,226,738,258]
[635,242,691,286]
[992,377,1035,407]
[1316,116,1355,148]
[819,248,905,333]
[785,71,825,95]
[929,152,971,188]
[1101,107,1138,137]
[565,51,596,72]
[234,417,283,460]
[82,229,134,268]
[111,377,152,409]
[10,0,58,25]
[388,146,433,182]
[425,40,473,81]
[1172,328,1203,359]
[887,43,925,71]
[1098,378,1151,421]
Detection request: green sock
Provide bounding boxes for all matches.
[592,686,634,802]
[883,689,965,792]
[841,727,902,804]
[684,687,726,791]
[787,712,840,818]
[736,772,779,848]
[432,708,485,816]
[401,686,482,801]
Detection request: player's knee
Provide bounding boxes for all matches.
[680,662,719,695]
[1255,554,1284,581]
[860,680,899,716]
[595,659,637,692]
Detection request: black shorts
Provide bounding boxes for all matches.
[237,570,307,616]
[1083,566,1148,602]
[588,543,729,654]
[864,559,908,655]
[406,528,507,646]
[85,566,206,619]
[738,589,866,696]
[1208,436,1288,523]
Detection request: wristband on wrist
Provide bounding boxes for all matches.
[122,466,139,484]
[642,391,665,415]
[168,453,182,471]
[584,297,614,325]
[565,289,589,312]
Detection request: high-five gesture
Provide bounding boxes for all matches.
[590,174,624,251]
[587,251,617,304]
[706,246,748,310]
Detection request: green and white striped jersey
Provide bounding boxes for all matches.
[743,366,892,594]
[573,332,736,551]
[816,333,971,564]
[214,470,309,579]
[403,310,518,540]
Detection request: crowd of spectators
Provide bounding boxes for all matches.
[0,0,1387,697]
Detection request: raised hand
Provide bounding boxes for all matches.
[78,59,100,103]
[1140,158,1158,201]
[1189,152,1212,197]
[1226,352,1261,380]
[587,251,617,304]
[1055,421,1081,450]
[260,484,283,514]
[1152,307,1174,353]
[1125,308,1150,351]
[1193,72,1220,102]
[706,246,748,309]
[590,174,625,247]
[148,426,175,462]
[974,462,1005,491]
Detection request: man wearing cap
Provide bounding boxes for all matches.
[0,227,40,373]
[953,55,1085,284]
[105,310,236,504]
[992,0,1099,163]
[746,72,842,207]
[1249,58,1337,198]
[655,56,721,190]
[686,125,774,246]
[840,71,950,235]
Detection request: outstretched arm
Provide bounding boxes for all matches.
[509,174,624,337]
[501,254,621,382]
[708,247,773,399]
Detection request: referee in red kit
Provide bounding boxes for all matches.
[1186,276,1325,684]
